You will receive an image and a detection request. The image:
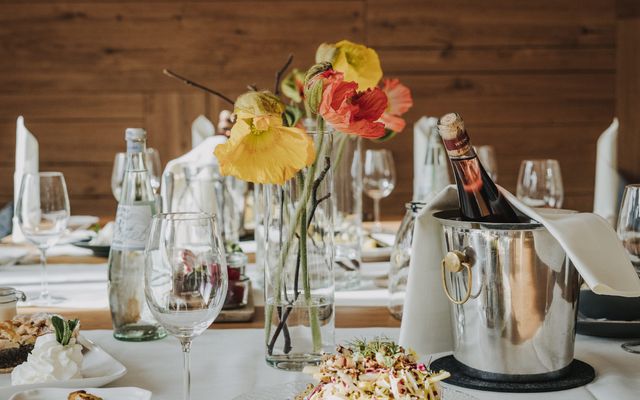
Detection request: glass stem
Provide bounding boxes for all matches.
[181,338,192,400]
[373,198,381,231]
[39,248,49,303]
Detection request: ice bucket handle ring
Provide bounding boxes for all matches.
[441,251,473,305]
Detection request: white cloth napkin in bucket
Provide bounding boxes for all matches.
[12,116,39,243]
[593,118,622,226]
[400,185,640,356]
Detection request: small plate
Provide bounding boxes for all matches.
[67,216,100,231]
[72,240,110,258]
[9,387,150,400]
[577,315,640,338]
[0,336,127,398]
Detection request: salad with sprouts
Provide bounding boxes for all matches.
[298,338,450,399]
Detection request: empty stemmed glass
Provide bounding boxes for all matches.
[112,148,162,200]
[617,184,640,354]
[516,159,564,208]
[144,212,228,400]
[16,172,70,305]
[475,145,498,182]
[363,149,396,233]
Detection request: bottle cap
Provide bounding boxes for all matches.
[125,128,147,141]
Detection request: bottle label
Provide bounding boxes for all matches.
[111,204,154,251]
[442,131,473,158]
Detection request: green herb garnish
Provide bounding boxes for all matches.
[346,336,402,358]
[51,316,79,346]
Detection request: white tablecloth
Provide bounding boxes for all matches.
[15,328,633,400]
[5,262,392,309]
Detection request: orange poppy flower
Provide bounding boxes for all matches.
[379,78,413,133]
[318,71,387,139]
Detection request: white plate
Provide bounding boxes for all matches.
[232,382,479,399]
[67,216,100,231]
[9,387,150,400]
[362,246,392,262]
[0,336,127,398]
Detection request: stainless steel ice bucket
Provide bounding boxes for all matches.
[434,210,580,382]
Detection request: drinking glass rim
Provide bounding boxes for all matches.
[24,171,64,178]
[153,211,217,221]
[520,159,560,164]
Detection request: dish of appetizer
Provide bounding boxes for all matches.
[299,338,450,400]
[0,314,126,399]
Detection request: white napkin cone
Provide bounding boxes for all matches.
[160,135,227,212]
[400,185,640,356]
[12,116,39,243]
[593,118,622,226]
[192,115,215,149]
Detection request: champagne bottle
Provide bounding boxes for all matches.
[108,128,166,341]
[437,113,519,223]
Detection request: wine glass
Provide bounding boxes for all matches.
[516,159,564,208]
[111,152,126,201]
[16,172,70,305]
[111,148,162,200]
[146,148,162,194]
[475,145,498,182]
[144,212,228,400]
[617,184,640,354]
[363,149,396,232]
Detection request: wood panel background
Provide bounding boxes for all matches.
[0,0,617,219]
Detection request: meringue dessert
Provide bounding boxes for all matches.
[11,316,83,385]
[299,338,450,400]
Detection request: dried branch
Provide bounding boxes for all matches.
[274,53,294,95]
[163,69,235,106]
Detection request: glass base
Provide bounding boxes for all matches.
[25,294,66,307]
[113,323,167,342]
[265,353,323,371]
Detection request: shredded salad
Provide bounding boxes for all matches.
[298,338,450,400]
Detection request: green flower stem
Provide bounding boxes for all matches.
[332,132,349,173]
[266,128,326,354]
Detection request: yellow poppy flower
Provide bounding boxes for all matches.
[234,91,284,119]
[214,114,315,185]
[316,40,383,90]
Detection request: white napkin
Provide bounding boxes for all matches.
[593,118,622,226]
[400,185,640,356]
[160,135,227,212]
[12,116,39,243]
[192,114,215,148]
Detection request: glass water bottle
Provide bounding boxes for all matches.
[108,128,166,341]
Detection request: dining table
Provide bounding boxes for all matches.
[2,223,640,400]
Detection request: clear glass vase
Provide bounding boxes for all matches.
[264,131,335,371]
[332,133,363,290]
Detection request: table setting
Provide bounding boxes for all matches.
[1,31,640,400]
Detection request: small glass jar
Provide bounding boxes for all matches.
[0,287,26,321]
[388,202,425,320]
[223,251,250,309]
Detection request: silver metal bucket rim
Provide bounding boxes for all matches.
[433,209,544,231]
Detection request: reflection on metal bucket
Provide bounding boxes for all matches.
[434,210,580,382]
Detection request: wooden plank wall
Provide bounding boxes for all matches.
[0,0,617,219]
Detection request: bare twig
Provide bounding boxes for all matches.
[274,53,294,95]
[247,84,258,91]
[163,69,235,106]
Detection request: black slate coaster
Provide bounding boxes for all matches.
[431,356,595,393]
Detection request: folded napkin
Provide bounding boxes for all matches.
[160,135,227,212]
[12,116,39,243]
[400,185,640,356]
[593,118,623,226]
[192,114,215,148]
